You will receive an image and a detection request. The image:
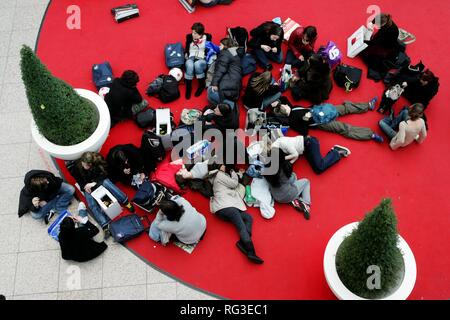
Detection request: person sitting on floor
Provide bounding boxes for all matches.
[378,103,427,150]
[270,135,350,175]
[106,144,146,187]
[104,70,148,126]
[175,158,214,198]
[286,25,318,69]
[59,202,108,263]
[248,21,284,71]
[275,96,385,142]
[402,69,439,109]
[264,148,312,220]
[149,195,207,246]
[202,102,239,132]
[185,22,212,99]
[290,53,332,104]
[242,71,281,110]
[69,152,135,235]
[207,38,243,107]
[18,170,75,224]
[209,164,264,264]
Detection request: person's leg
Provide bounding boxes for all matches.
[318,121,374,140]
[239,210,253,238]
[54,182,75,213]
[390,107,409,128]
[84,192,110,228]
[294,178,311,205]
[253,48,270,68]
[334,101,370,116]
[378,94,396,114]
[304,136,341,174]
[285,50,296,65]
[215,207,252,244]
[378,118,397,139]
[102,179,128,204]
[261,92,282,110]
[184,58,195,81]
[31,198,58,220]
[266,50,283,64]
[207,87,221,105]
[194,59,207,80]
[149,221,161,242]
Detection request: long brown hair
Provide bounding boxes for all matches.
[408,103,424,121]
[78,151,108,175]
[250,71,272,95]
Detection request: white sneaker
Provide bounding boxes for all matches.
[77,201,87,212]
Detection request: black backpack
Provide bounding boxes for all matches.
[227,26,248,57]
[334,64,362,92]
[135,108,156,128]
[159,75,180,103]
[140,130,166,172]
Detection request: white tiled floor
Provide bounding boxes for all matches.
[0,0,215,300]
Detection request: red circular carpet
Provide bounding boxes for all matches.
[36,0,449,299]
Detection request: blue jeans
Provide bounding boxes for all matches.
[285,50,307,69]
[31,183,75,220]
[254,48,283,67]
[84,179,128,228]
[207,87,235,109]
[185,58,207,80]
[304,136,341,174]
[149,222,162,242]
[294,178,311,205]
[379,107,409,139]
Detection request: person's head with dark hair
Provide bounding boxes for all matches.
[159,200,184,222]
[373,13,393,28]
[215,103,231,117]
[303,26,318,44]
[408,103,424,121]
[79,151,108,174]
[191,22,205,40]
[112,149,129,170]
[30,176,49,192]
[265,147,293,187]
[59,216,76,236]
[120,70,139,87]
[308,53,330,75]
[420,69,436,85]
[267,23,283,41]
[220,37,238,50]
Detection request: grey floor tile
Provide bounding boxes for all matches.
[13,292,57,300]
[0,58,7,84]
[102,285,147,300]
[0,112,31,144]
[0,143,30,178]
[147,283,177,300]
[102,245,146,288]
[16,0,49,7]
[14,250,60,295]
[0,177,23,215]
[0,82,29,114]
[58,256,103,292]
[28,141,58,173]
[0,253,17,297]
[8,29,39,57]
[19,214,60,252]
[13,7,45,31]
[0,0,16,9]
[0,9,15,32]
[147,265,176,284]
[0,214,21,254]
[58,289,101,300]
[176,283,216,300]
[3,55,22,84]
[0,31,11,57]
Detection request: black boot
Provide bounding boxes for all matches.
[242,241,264,264]
[185,79,192,100]
[194,78,206,97]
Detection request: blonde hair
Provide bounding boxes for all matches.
[250,71,272,96]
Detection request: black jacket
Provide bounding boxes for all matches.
[249,21,284,52]
[366,22,400,49]
[106,144,145,185]
[104,78,143,125]
[203,105,239,132]
[69,161,108,191]
[185,33,213,57]
[242,72,281,109]
[403,78,439,108]
[291,62,333,104]
[59,220,107,262]
[211,48,243,101]
[18,170,63,217]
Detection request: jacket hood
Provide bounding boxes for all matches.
[24,170,51,187]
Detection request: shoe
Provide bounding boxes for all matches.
[264,64,273,71]
[125,202,135,213]
[377,107,385,114]
[239,241,264,264]
[185,79,192,100]
[372,133,384,143]
[368,97,378,111]
[247,253,264,264]
[44,209,56,225]
[332,145,351,158]
[77,202,86,212]
[298,201,310,220]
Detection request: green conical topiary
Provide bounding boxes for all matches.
[336,198,404,299]
[20,45,98,146]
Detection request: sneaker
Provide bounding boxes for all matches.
[332,145,351,158]
[368,97,378,111]
[298,201,311,220]
[372,133,384,143]
[291,199,304,213]
[44,209,56,225]
[247,253,264,264]
[77,202,86,212]
[125,202,135,213]
[377,107,385,114]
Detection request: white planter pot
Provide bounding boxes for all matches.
[323,222,417,300]
[31,88,111,161]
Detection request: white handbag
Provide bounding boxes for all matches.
[347,25,373,58]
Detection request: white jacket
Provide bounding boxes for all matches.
[272,136,305,163]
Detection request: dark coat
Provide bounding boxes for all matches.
[18,170,63,217]
[104,78,143,125]
[211,48,243,101]
[69,161,108,191]
[59,220,107,262]
[242,72,281,109]
[203,105,239,132]
[249,22,284,52]
[403,78,439,108]
[291,62,332,104]
[185,33,213,57]
[106,144,145,185]
[361,22,401,68]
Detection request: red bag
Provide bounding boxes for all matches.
[151,160,185,194]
